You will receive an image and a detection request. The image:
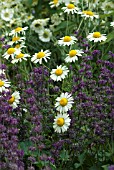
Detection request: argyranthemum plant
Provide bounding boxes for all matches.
[0,0,114,168]
[1,8,14,22]
[31,49,51,64]
[11,52,30,64]
[53,113,71,133]
[38,28,52,42]
[49,0,60,8]
[8,36,25,45]
[0,79,10,92]
[87,31,107,42]
[9,26,28,36]
[3,47,20,60]
[62,3,79,14]
[79,10,99,20]
[50,65,69,81]
[65,49,84,63]
[8,91,21,109]
[55,92,74,113]
[58,35,77,46]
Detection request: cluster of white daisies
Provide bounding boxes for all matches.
[0,0,35,30]
[1,0,114,134]
[3,27,30,64]
[30,18,52,42]
[0,69,20,109]
[1,25,108,133]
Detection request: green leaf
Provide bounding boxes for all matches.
[28,0,32,5]
[54,21,74,32]
[101,31,114,44]
[59,149,69,161]
[34,161,44,168]
[78,152,86,164]
[89,166,99,170]
[102,164,109,170]
[19,140,33,155]
[74,163,81,168]
[50,163,57,170]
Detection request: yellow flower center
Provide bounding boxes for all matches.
[57,118,65,127]
[0,80,4,87]
[37,52,45,59]
[15,27,22,32]
[8,96,15,104]
[93,32,101,38]
[67,3,75,9]
[55,69,63,76]
[83,10,94,16]
[63,36,72,42]
[60,98,68,106]
[16,53,24,59]
[15,44,20,49]
[7,48,16,54]
[4,12,9,17]
[53,0,58,4]
[12,36,20,42]
[28,16,31,19]
[69,50,77,57]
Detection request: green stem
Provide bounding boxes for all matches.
[77,18,84,32]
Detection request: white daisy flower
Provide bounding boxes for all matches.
[50,65,69,81]
[3,47,20,60]
[79,10,99,20]
[53,113,71,133]
[0,79,10,92]
[11,53,30,64]
[8,91,21,109]
[65,49,84,63]
[110,21,114,27]
[7,0,22,6]
[0,69,5,75]
[49,0,60,8]
[8,36,25,45]
[31,49,51,64]
[1,8,14,22]
[39,29,52,42]
[9,26,28,36]
[55,92,74,113]
[27,15,34,21]
[14,43,26,49]
[58,35,77,46]
[51,13,64,26]
[30,19,45,33]
[87,32,107,42]
[62,3,79,14]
